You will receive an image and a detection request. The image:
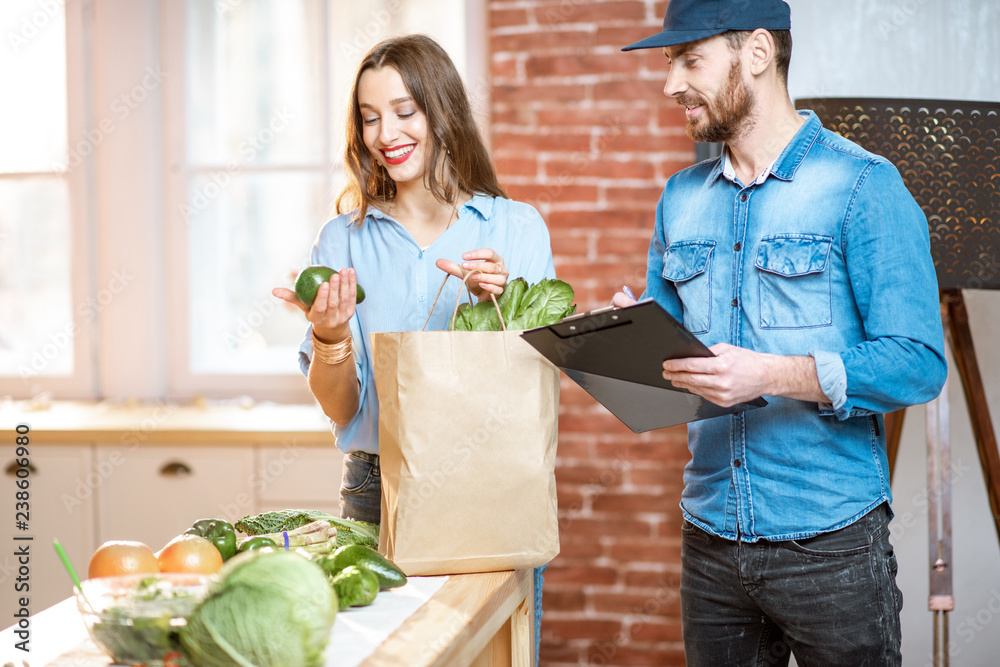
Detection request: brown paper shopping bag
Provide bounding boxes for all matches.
[372,274,561,575]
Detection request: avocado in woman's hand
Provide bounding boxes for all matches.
[294,266,366,307]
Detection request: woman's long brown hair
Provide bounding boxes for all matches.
[336,34,508,224]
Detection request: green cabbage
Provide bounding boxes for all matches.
[180,550,337,667]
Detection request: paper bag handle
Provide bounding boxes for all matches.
[423,270,507,332]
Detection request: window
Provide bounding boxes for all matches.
[0,0,94,399]
[0,0,485,402]
[176,0,334,380]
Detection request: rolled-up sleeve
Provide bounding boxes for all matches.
[817,161,947,418]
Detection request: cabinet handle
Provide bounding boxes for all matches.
[5,461,37,476]
[159,461,192,478]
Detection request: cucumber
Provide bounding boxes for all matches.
[328,544,407,590]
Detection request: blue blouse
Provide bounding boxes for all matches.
[299,194,556,454]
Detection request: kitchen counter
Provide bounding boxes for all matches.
[0,399,335,446]
[0,569,534,667]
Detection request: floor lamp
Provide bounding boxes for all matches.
[796,98,1000,667]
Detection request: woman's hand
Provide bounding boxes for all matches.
[272,267,358,342]
[436,248,509,300]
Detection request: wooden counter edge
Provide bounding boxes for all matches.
[361,569,533,667]
[2,401,336,447]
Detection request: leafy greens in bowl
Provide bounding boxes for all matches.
[76,573,209,666]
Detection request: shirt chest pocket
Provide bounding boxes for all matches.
[662,240,715,334]
[755,234,833,329]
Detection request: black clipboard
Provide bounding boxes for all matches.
[520,300,768,433]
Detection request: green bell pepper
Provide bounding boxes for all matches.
[185,518,237,561]
[237,536,278,553]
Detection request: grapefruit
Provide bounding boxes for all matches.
[156,533,224,575]
[88,540,159,579]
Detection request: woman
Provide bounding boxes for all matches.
[272,34,554,660]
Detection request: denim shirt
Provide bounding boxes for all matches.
[298,194,556,455]
[645,111,947,541]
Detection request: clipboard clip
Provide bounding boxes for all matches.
[551,306,632,338]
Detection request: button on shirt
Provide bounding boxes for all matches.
[299,194,556,455]
[644,111,947,541]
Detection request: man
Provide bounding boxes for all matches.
[614,1,947,664]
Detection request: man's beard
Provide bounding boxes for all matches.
[679,58,754,144]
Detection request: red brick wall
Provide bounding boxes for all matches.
[488,2,695,665]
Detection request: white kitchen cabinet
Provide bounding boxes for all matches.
[255,445,344,508]
[94,445,256,553]
[0,444,94,625]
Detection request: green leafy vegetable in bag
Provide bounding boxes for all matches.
[452,299,501,332]
[497,277,529,323]
[451,277,576,332]
[508,278,576,330]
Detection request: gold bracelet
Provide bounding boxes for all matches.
[312,332,353,365]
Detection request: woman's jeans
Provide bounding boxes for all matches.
[341,451,546,665]
[680,503,903,667]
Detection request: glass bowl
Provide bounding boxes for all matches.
[75,573,210,666]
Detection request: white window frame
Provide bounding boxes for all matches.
[0,0,95,400]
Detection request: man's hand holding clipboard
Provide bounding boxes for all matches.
[520,297,767,433]
[607,286,824,412]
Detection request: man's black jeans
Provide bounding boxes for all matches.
[680,503,903,666]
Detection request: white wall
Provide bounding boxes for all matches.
[786,1,1000,665]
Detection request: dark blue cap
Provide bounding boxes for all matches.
[621,0,791,51]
